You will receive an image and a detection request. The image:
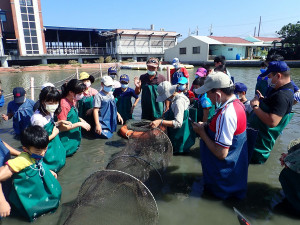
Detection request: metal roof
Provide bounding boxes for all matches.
[44,26,113,32]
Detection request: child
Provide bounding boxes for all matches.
[1,87,35,136]
[150,81,195,154]
[108,67,121,89]
[93,76,123,139]
[0,80,4,107]
[177,77,195,103]
[0,126,61,221]
[234,82,252,117]
[31,86,69,172]
[170,58,189,85]
[78,72,98,123]
[58,79,91,156]
[113,74,139,123]
[192,77,215,122]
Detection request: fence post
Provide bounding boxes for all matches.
[100,63,103,78]
[30,77,34,101]
[76,67,79,79]
[166,66,170,82]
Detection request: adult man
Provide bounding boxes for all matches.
[192,72,248,199]
[170,58,189,85]
[134,58,166,120]
[249,61,294,164]
[1,87,35,136]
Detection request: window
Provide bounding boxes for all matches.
[20,0,26,5]
[180,47,186,55]
[228,48,233,51]
[20,7,27,13]
[0,13,7,22]
[193,46,200,54]
[27,7,34,14]
[26,0,33,6]
[21,14,28,21]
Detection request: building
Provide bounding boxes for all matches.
[0,0,179,67]
[164,35,281,64]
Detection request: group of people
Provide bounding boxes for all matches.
[0,54,299,221]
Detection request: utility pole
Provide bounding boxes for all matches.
[258,16,261,37]
[209,24,213,36]
[254,26,256,37]
[188,28,191,36]
[196,26,199,36]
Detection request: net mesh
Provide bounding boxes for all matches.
[62,170,159,225]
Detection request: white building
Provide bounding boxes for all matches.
[164,35,277,64]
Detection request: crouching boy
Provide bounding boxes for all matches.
[0,125,61,221]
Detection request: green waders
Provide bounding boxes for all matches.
[165,109,195,154]
[59,107,81,157]
[9,162,61,222]
[43,121,66,172]
[248,101,293,164]
[141,84,164,120]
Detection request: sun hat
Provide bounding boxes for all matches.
[79,72,95,83]
[156,81,177,102]
[194,72,234,95]
[177,77,188,85]
[146,58,159,68]
[172,58,179,67]
[41,82,55,90]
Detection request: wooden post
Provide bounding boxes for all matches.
[100,64,103,77]
[30,77,34,101]
[166,66,170,82]
[76,68,79,79]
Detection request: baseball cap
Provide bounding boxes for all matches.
[101,76,114,86]
[13,87,26,104]
[177,77,188,85]
[41,82,55,90]
[172,58,179,67]
[259,61,290,77]
[156,81,177,102]
[120,74,129,83]
[195,68,207,77]
[108,67,118,75]
[194,72,234,95]
[234,82,247,94]
[146,58,159,68]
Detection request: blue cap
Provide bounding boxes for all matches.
[177,77,188,84]
[13,87,26,103]
[120,74,129,83]
[108,67,117,74]
[259,61,290,77]
[234,82,247,94]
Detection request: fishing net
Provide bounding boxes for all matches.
[62,170,159,225]
[126,119,152,132]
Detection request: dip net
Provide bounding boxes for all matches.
[62,170,159,225]
[60,122,173,225]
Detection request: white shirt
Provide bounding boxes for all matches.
[30,110,52,127]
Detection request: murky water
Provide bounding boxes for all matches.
[0,66,300,224]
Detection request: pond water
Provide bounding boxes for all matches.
[0,66,299,225]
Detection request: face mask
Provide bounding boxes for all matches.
[174,64,179,69]
[260,68,266,73]
[215,93,222,109]
[121,84,128,89]
[268,75,277,88]
[75,93,84,100]
[103,86,112,93]
[109,75,116,80]
[147,70,156,76]
[195,75,199,79]
[84,81,91,88]
[45,104,59,113]
[178,84,186,92]
[31,153,44,161]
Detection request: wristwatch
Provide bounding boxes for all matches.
[252,105,259,109]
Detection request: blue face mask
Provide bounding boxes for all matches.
[121,84,128,89]
[103,86,112,93]
[177,84,186,92]
[147,70,156,76]
[31,153,44,161]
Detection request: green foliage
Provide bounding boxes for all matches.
[276,21,300,46]
[104,56,112,63]
[48,63,58,68]
[94,56,104,63]
[68,60,81,67]
[59,64,65,69]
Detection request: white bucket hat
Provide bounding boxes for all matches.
[156,81,177,102]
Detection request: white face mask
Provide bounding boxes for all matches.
[45,104,59,113]
[84,81,91,88]
[147,70,156,76]
[268,76,277,88]
[75,93,84,100]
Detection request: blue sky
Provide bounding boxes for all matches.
[41,0,300,41]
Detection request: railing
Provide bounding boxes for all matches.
[46,47,116,55]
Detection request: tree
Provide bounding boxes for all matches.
[276,21,300,46]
